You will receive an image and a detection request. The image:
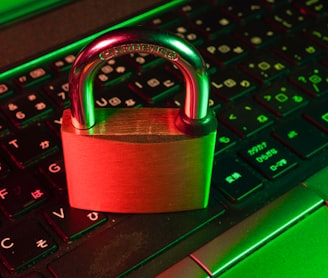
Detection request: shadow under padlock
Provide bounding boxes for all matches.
[61,27,218,213]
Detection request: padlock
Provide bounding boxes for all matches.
[61,27,218,213]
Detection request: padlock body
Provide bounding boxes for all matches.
[61,108,216,213]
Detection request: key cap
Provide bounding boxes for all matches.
[169,91,222,112]
[218,100,274,138]
[304,100,328,133]
[125,52,163,71]
[95,84,143,108]
[43,78,70,108]
[210,67,257,101]
[178,2,209,18]
[303,22,328,48]
[1,91,54,127]
[212,157,263,202]
[2,124,58,168]
[168,23,203,46]
[234,20,280,49]
[44,202,108,242]
[239,53,289,84]
[272,118,328,158]
[0,158,10,178]
[267,6,310,33]
[289,64,328,97]
[221,0,265,24]
[255,82,309,117]
[0,220,57,272]
[48,205,225,278]
[146,11,181,29]
[39,154,67,191]
[96,57,135,86]
[0,172,49,218]
[50,54,76,72]
[201,35,249,67]
[189,9,235,39]
[272,35,321,65]
[14,67,50,88]
[128,67,180,104]
[0,83,13,98]
[215,126,239,155]
[294,0,328,19]
[238,138,298,179]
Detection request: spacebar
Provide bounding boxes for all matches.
[48,205,225,278]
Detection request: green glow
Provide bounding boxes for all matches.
[213,200,322,276]
[0,0,185,79]
[0,0,69,25]
[220,206,328,277]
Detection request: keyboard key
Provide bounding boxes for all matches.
[50,54,76,72]
[2,124,58,168]
[239,53,289,84]
[212,157,263,202]
[218,100,274,138]
[294,0,328,19]
[0,220,57,272]
[201,35,249,66]
[169,90,222,111]
[1,91,54,127]
[125,52,163,71]
[255,82,309,117]
[168,23,203,46]
[272,118,328,158]
[39,155,67,191]
[215,126,239,154]
[289,64,328,97]
[0,158,10,178]
[44,202,107,242]
[272,35,321,65]
[189,9,235,39]
[43,78,70,108]
[146,10,181,29]
[303,22,328,48]
[94,84,143,108]
[239,138,298,179]
[234,20,280,49]
[304,100,328,133]
[0,172,49,218]
[96,57,135,86]
[0,83,13,98]
[221,0,265,24]
[128,67,180,104]
[267,6,310,33]
[178,2,209,18]
[14,67,50,88]
[48,206,225,277]
[211,68,257,101]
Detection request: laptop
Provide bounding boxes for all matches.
[0,0,328,277]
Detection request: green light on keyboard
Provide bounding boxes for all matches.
[321,112,328,123]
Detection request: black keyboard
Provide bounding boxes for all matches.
[0,0,327,277]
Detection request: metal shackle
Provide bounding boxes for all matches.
[69,27,216,135]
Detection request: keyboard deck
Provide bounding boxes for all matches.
[0,0,327,277]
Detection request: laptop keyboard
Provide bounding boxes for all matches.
[0,0,327,277]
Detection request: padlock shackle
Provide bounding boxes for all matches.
[69,27,216,134]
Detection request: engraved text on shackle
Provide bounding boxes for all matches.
[99,43,178,61]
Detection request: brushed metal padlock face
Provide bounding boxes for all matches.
[62,108,216,213]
